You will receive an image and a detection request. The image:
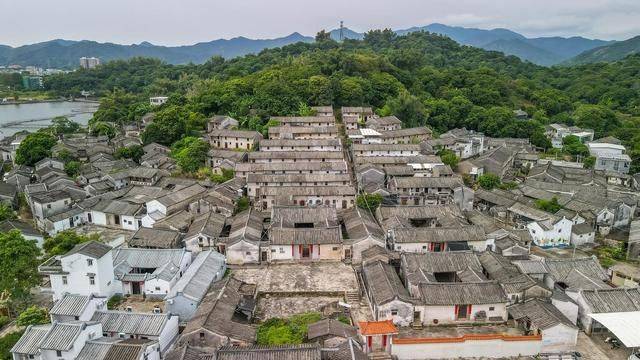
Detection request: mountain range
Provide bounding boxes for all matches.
[0,23,637,68]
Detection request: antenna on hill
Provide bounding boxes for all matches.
[339,21,344,41]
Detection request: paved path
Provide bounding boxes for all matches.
[576,332,626,360]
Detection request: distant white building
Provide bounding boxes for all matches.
[149,96,169,106]
[79,57,101,69]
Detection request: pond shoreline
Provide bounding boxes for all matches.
[0,98,100,106]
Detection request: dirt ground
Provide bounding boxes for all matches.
[116,296,165,313]
[232,262,359,294]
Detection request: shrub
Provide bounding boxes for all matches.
[256,312,322,345]
[107,294,123,309]
[16,306,48,327]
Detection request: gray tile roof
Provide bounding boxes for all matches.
[418,282,508,305]
[216,344,321,360]
[307,319,357,340]
[91,310,170,336]
[392,225,485,244]
[363,260,413,306]
[11,324,52,354]
[64,241,112,259]
[129,227,180,248]
[167,250,226,302]
[580,288,640,313]
[50,294,91,317]
[39,322,86,350]
[269,227,342,245]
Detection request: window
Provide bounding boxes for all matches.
[155,286,161,291]
[47,204,52,209]
[200,332,205,339]
[391,309,398,316]
[489,307,495,311]
[87,259,93,266]
[56,350,62,357]
[62,276,68,285]
[246,251,251,255]
[89,276,95,285]
[332,247,338,251]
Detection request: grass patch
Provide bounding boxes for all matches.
[595,243,627,268]
[256,312,322,345]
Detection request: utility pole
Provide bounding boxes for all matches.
[339,21,344,42]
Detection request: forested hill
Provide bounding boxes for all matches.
[44,30,640,171]
[566,36,640,65]
[0,23,611,68]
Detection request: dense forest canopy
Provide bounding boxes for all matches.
[44,30,640,171]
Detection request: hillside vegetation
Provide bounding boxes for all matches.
[44,30,640,171]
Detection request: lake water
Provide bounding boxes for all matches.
[0,101,99,136]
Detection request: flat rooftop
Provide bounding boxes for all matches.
[396,324,525,340]
[232,262,358,294]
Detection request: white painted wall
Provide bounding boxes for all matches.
[391,336,542,359]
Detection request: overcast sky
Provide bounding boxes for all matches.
[2,0,640,47]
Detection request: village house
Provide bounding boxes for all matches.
[207,115,239,131]
[545,124,594,148]
[11,321,104,360]
[222,208,264,265]
[247,150,345,163]
[362,260,416,327]
[143,183,207,226]
[388,225,491,253]
[49,293,107,322]
[387,176,467,206]
[416,281,509,325]
[424,128,485,159]
[365,116,402,132]
[568,287,640,334]
[209,129,263,150]
[165,250,227,321]
[247,173,351,200]
[400,251,486,290]
[267,206,344,262]
[341,206,386,262]
[76,338,161,360]
[543,257,610,291]
[271,116,336,127]
[257,185,356,210]
[311,106,334,117]
[268,125,339,140]
[588,142,631,174]
[38,241,119,301]
[0,219,44,247]
[235,161,348,178]
[259,138,342,152]
[307,319,358,348]
[347,128,383,144]
[112,247,192,298]
[183,211,227,252]
[508,299,578,353]
[128,227,181,248]
[178,276,256,348]
[352,143,421,157]
[91,310,179,353]
[380,127,432,144]
[29,190,73,227]
[609,262,640,287]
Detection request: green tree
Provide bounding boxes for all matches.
[89,121,117,139]
[382,92,427,128]
[584,156,596,169]
[0,331,24,360]
[477,173,501,190]
[438,149,459,169]
[14,132,57,166]
[574,104,620,138]
[0,231,41,305]
[562,135,589,157]
[49,116,80,136]
[115,145,144,163]
[356,193,383,212]
[315,30,332,42]
[43,230,96,257]
[64,160,81,177]
[211,168,235,184]
[535,197,562,213]
[0,204,16,222]
[171,137,210,173]
[16,306,49,327]
[141,105,188,145]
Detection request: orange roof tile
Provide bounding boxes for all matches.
[358,320,399,336]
